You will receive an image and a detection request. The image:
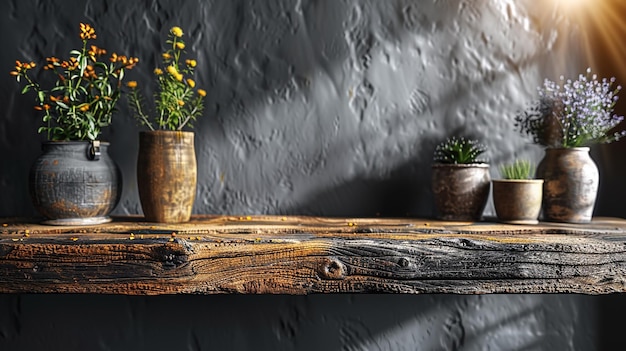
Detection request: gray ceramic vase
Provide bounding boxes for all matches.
[29,141,121,225]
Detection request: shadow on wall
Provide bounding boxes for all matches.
[281,133,441,218]
[0,293,600,350]
[0,0,589,219]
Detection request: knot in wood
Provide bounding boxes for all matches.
[318,258,346,280]
[397,257,410,268]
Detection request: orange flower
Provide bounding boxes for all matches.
[126,81,138,88]
[79,104,90,112]
[34,104,50,111]
[154,68,163,75]
[197,89,206,97]
[125,57,139,69]
[79,23,97,40]
[186,79,195,88]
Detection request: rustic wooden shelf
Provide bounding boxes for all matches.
[1,215,626,295]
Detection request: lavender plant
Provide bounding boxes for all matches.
[433,136,488,164]
[515,68,626,148]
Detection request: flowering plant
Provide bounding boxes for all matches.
[10,23,138,141]
[126,26,205,131]
[433,136,488,164]
[515,68,626,148]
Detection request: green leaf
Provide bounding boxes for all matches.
[56,101,69,109]
[21,85,30,94]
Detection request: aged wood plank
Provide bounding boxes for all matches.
[1,215,626,295]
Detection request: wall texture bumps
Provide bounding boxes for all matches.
[0,0,588,218]
[0,0,623,349]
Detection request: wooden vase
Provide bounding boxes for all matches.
[536,147,599,223]
[137,131,197,223]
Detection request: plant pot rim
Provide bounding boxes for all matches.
[432,163,489,168]
[42,140,110,146]
[139,130,194,135]
[492,179,544,184]
[544,147,590,151]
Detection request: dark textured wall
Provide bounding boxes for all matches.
[1,0,625,350]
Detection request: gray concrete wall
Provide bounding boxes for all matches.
[1,0,624,350]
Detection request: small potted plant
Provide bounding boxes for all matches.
[492,160,543,224]
[431,136,490,221]
[126,26,206,223]
[10,23,138,225]
[515,68,626,223]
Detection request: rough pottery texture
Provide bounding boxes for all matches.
[29,141,121,224]
[431,164,490,221]
[537,148,599,224]
[492,179,543,225]
[137,131,197,223]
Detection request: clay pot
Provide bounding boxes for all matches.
[29,141,121,225]
[137,131,197,223]
[536,147,599,224]
[492,179,544,225]
[431,163,490,221]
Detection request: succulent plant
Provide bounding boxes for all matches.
[499,159,535,180]
[433,136,488,164]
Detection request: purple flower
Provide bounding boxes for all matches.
[515,68,626,147]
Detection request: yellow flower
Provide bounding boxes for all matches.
[154,68,163,75]
[197,89,206,97]
[79,23,97,40]
[177,100,185,106]
[175,73,183,82]
[176,42,185,50]
[126,81,138,88]
[187,79,195,88]
[186,59,197,68]
[166,65,178,76]
[171,26,183,37]
[162,52,172,60]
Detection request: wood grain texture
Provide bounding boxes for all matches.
[1,215,626,295]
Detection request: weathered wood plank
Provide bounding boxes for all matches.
[1,215,626,295]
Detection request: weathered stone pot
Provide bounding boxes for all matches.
[536,147,599,224]
[492,179,544,225]
[431,163,490,221]
[29,140,121,225]
[137,131,197,223]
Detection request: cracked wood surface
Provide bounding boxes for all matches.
[1,215,626,295]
